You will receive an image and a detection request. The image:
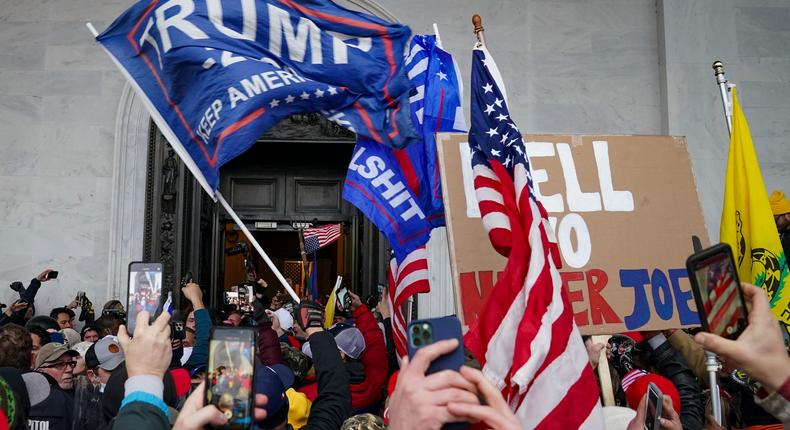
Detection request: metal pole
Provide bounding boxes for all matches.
[215,191,300,303]
[472,14,486,48]
[707,60,729,425]
[706,351,722,424]
[432,23,443,48]
[713,61,732,135]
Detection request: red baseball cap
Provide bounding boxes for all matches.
[169,368,191,397]
[622,370,681,414]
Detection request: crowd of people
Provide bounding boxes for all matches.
[0,187,787,430]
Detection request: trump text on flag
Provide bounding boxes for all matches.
[439,133,709,335]
[97,0,416,191]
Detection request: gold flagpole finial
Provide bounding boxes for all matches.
[472,14,484,34]
[712,60,725,76]
[472,14,486,47]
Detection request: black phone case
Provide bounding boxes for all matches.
[205,326,256,430]
[685,242,748,337]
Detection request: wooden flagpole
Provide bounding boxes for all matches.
[470,14,615,406]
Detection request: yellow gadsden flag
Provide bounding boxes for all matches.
[720,88,790,334]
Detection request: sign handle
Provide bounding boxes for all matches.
[592,335,615,406]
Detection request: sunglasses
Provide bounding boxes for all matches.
[40,360,77,370]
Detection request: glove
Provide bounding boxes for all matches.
[295,301,324,331]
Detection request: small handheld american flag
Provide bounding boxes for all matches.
[462,43,603,428]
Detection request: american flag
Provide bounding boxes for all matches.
[387,246,430,358]
[462,44,603,428]
[386,35,465,359]
[302,224,342,254]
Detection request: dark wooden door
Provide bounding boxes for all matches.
[144,115,390,311]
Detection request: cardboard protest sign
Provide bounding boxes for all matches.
[437,133,710,335]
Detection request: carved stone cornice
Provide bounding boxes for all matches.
[258,113,356,142]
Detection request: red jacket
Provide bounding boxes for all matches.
[299,305,388,410]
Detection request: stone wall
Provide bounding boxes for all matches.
[0,1,131,312]
[0,0,787,317]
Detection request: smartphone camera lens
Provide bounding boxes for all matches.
[413,338,422,346]
[411,326,421,336]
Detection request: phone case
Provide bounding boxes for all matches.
[126,262,163,333]
[686,243,748,337]
[205,327,256,430]
[407,316,465,375]
[645,383,663,430]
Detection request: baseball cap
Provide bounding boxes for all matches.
[255,364,295,428]
[21,372,50,407]
[60,328,81,349]
[622,370,681,414]
[770,191,790,215]
[80,325,98,338]
[302,326,366,360]
[341,413,386,430]
[85,336,124,371]
[286,388,311,429]
[169,368,191,397]
[71,341,94,359]
[273,309,294,331]
[34,343,79,369]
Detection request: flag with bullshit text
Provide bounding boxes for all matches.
[96,0,417,194]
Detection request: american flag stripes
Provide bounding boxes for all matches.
[302,224,342,255]
[462,45,603,428]
[387,246,430,358]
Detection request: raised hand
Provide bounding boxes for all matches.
[117,311,172,379]
[694,283,790,392]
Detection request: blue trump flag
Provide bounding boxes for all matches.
[96,0,418,193]
[343,35,465,260]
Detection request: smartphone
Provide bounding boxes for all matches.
[686,243,748,339]
[335,287,352,313]
[127,262,164,334]
[47,271,59,280]
[407,316,465,374]
[644,382,663,430]
[206,327,256,429]
[171,321,186,340]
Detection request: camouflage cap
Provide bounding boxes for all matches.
[340,413,385,430]
[280,342,311,383]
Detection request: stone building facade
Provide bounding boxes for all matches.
[0,0,788,315]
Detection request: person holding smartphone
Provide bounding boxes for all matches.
[695,283,790,426]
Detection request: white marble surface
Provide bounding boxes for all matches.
[661,0,790,240]
[0,0,128,314]
[0,0,788,317]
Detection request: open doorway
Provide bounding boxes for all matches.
[221,222,345,306]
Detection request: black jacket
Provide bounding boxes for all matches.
[27,373,74,430]
[303,330,352,430]
[649,340,704,430]
[0,279,42,327]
